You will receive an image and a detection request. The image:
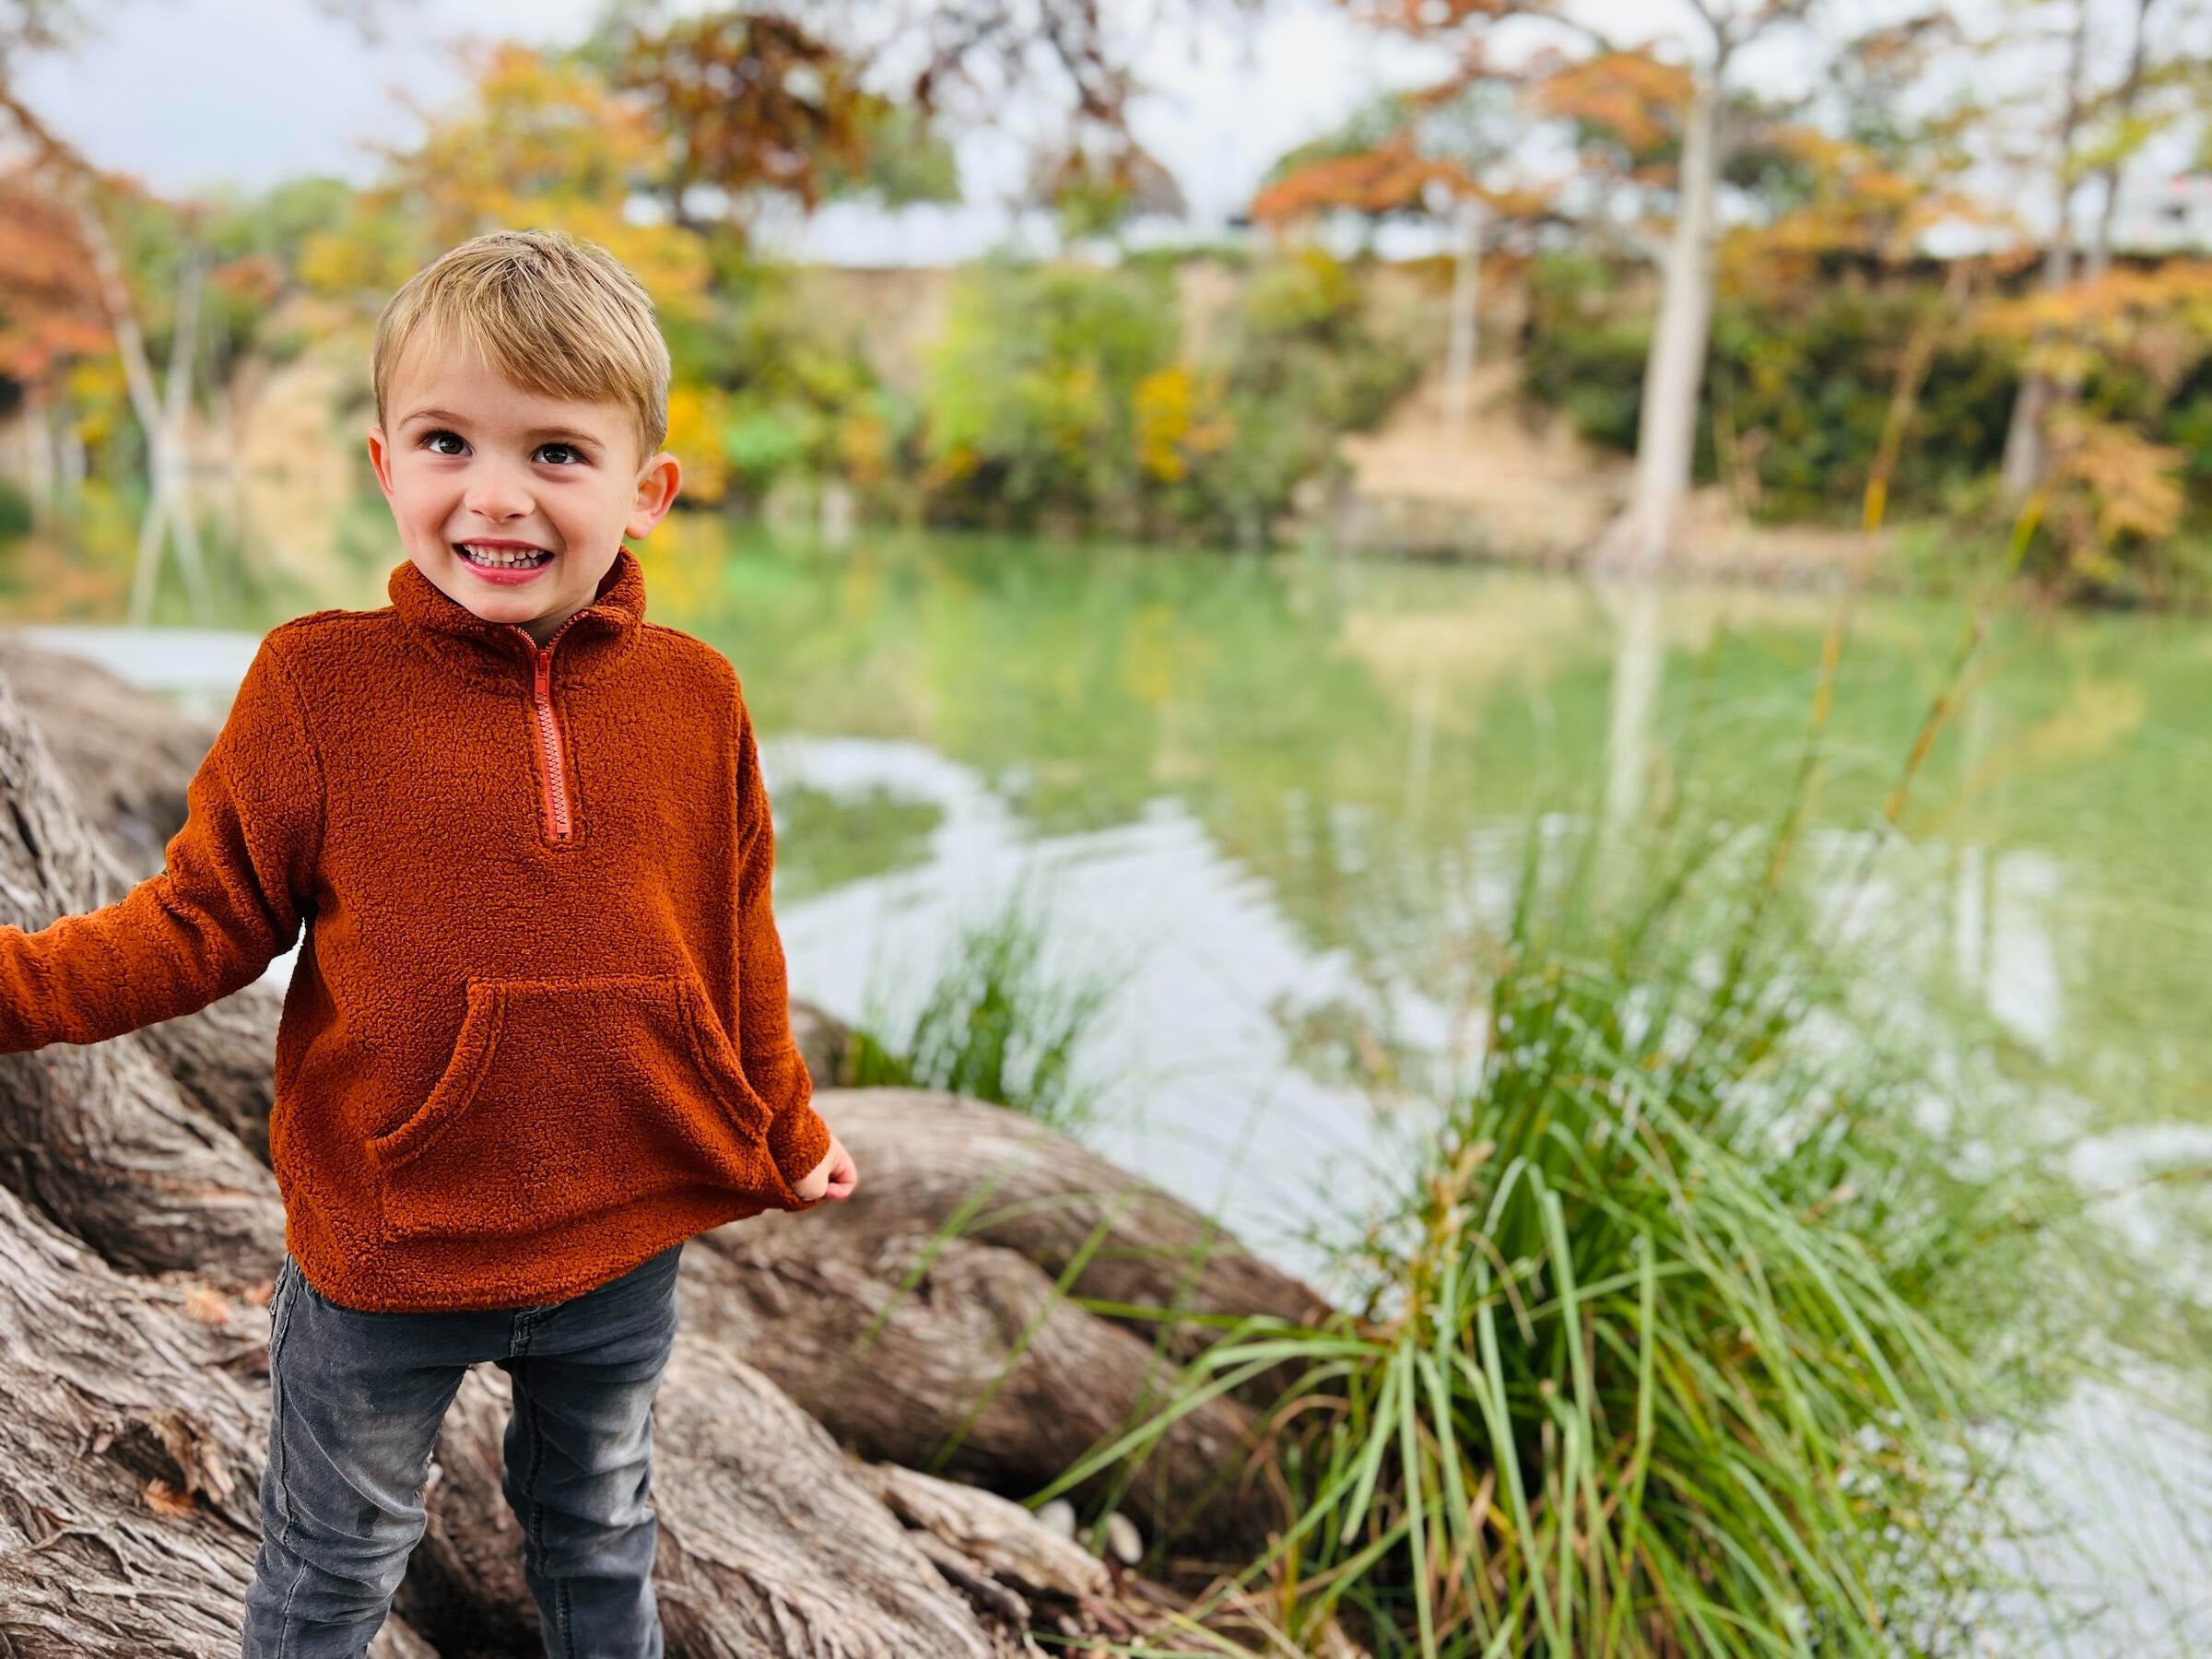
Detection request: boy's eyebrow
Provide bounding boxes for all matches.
[400,407,607,447]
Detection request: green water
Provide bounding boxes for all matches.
[14,523,2211,1643]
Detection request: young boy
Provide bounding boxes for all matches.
[0,227,857,1656]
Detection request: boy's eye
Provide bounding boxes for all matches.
[535,442,584,466]
[423,430,467,457]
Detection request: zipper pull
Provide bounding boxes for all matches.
[534,647,551,701]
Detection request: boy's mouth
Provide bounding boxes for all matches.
[454,541,554,581]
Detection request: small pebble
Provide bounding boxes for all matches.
[1104,1510,1142,1565]
[1036,1499,1077,1538]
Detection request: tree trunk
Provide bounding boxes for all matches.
[0,669,288,1281]
[0,634,223,872]
[2042,0,2156,439]
[0,653,1347,1653]
[1601,72,1724,571]
[717,1103,1335,1590]
[70,194,213,625]
[0,1172,441,1657]
[1997,0,2091,503]
[18,382,58,524]
[0,636,286,1157]
[1440,200,1483,432]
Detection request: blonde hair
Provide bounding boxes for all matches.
[371,229,671,460]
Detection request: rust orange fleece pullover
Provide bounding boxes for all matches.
[0,546,832,1312]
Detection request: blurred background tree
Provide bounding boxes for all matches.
[3,0,2212,599]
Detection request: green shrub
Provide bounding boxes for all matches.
[1524,252,1651,453]
[847,883,1125,1133]
[1041,794,2113,1654]
[1169,248,1419,546]
[923,256,1180,531]
[660,253,910,505]
[1524,254,2018,524]
[0,480,32,542]
[919,250,1416,544]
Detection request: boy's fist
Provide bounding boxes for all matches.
[795,1133,857,1203]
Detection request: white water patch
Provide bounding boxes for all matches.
[1994,1375,2212,1654]
[769,734,1434,1293]
[6,622,262,716]
[1985,848,2066,1055]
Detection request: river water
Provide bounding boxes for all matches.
[7,524,2207,1649]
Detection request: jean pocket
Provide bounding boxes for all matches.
[367,972,801,1243]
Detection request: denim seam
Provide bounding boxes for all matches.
[268,1258,307,1656]
[519,1365,574,1656]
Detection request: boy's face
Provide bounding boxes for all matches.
[367,347,681,648]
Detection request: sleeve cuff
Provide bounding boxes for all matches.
[751,1040,831,1206]
[765,1097,833,1206]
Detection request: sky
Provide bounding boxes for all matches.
[14,0,1457,264]
[16,0,2191,262]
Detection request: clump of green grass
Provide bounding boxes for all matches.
[1038,811,2100,1656]
[847,878,1126,1133]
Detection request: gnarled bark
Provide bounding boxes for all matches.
[0,1173,446,1657]
[0,669,287,1280]
[0,634,219,873]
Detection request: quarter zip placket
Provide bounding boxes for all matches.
[509,613,590,843]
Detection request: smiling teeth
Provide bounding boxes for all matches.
[459,545,549,567]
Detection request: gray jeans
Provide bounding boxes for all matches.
[241,1242,685,1658]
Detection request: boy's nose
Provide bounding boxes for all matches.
[462,464,534,522]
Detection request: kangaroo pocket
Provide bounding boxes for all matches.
[368,972,802,1243]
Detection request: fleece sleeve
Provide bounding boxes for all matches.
[0,632,324,1053]
[733,693,833,1197]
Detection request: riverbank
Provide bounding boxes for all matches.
[1316,357,2212,612]
[4,253,2205,614]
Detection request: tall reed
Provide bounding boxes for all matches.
[847,877,1125,1132]
[1039,804,2092,1655]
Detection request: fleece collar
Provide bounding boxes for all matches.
[387,545,649,688]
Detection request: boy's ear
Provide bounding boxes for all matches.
[365,427,397,500]
[624,452,682,540]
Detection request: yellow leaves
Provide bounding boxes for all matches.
[64,355,125,448]
[2044,411,2186,569]
[836,409,890,486]
[2066,429,2185,547]
[1134,363,1233,483]
[301,42,709,324]
[1980,261,2212,390]
[1135,365,1194,481]
[663,383,730,506]
[924,441,982,489]
[1724,124,1962,291]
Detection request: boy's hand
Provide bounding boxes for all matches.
[794,1133,857,1203]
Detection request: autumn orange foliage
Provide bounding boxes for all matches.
[0,169,108,384]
